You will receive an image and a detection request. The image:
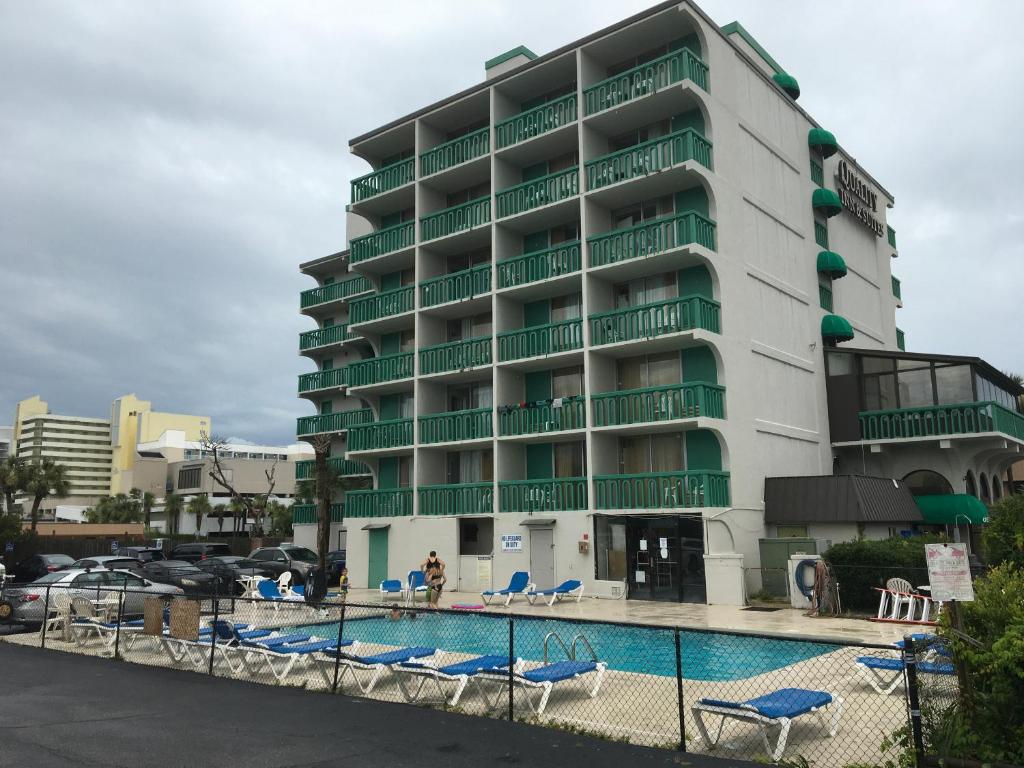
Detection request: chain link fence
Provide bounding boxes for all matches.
[1,575,945,767]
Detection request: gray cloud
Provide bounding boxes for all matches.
[2,1,1022,444]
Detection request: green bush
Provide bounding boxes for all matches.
[981,494,1024,568]
[822,535,946,612]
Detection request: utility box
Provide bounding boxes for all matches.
[757,538,819,598]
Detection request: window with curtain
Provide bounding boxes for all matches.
[448,382,492,411]
[447,247,491,273]
[552,366,584,398]
[554,442,585,477]
[617,352,680,390]
[398,330,415,352]
[550,221,580,243]
[398,456,413,487]
[551,293,582,321]
[896,359,934,408]
[618,433,684,473]
[446,449,494,483]
[447,313,492,341]
[613,272,677,309]
[610,196,674,230]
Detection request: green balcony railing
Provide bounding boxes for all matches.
[592,382,725,427]
[495,93,577,149]
[421,197,491,242]
[498,319,582,361]
[350,157,415,203]
[586,129,712,191]
[497,241,581,289]
[814,220,829,249]
[420,264,491,308]
[295,457,370,480]
[584,48,708,115]
[291,503,345,525]
[419,482,494,516]
[420,336,492,375]
[819,284,833,312]
[859,401,1024,442]
[419,407,493,444]
[594,471,730,509]
[420,127,490,177]
[300,276,373,309]
[346,488,413,518]
[496,167,579,218]
[350,221,415,264]
[348,417,414,452]
[349,352,414,387]
[588,211,716,267]
[349,286,414,325]
[810,159,824,188]
[887,226,897,250]
[498,397,586,436]
[298,367,348,393]
[498,477,588,512]
[590,295,720,346]
[891,276,902,300]
[299,324,350,351]
[896,328,906,351]
[296,408,374,436]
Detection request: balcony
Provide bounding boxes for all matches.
[300,276,373,310]
[819,284,833,312]
[350,221,415,265]
[496,167,579,219]
[590,295,721,347]
[498,477,587,512]
[593,471,730,509]
[586,129,712,192]
[419,482,494,515]
[419,336,492,376]
[857,402,1024,443]
[498,319,583,362]
[295,457,370,480]
[896,328,906,351]
[291,503,344,525]
[420,264,491,308]
[299,324,353,352]
[497,241,581,291]
[891,276,902,302]
[584,48,709,116]
[348,352,414,388]
[348,418,414,452]
[419,408,493,445]
[496,94,577,150]
[296,408,374,437]
[592,382,725,428]
[346,488,413,518]
[498,397,586,437]
[589,211,716,269]
[349,286,414,326]
[350,158,415,203]
[420,127,490,178]
[298,367,347,394]
[421,197,491,242]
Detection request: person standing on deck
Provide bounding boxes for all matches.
[420,551,446,609]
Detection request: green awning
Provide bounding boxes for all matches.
[808,127,838,158]
[812,188,843,218]
[821,314,854,344]
[817,250,848,279]
[915,494,989,525]
[772,72,800,99]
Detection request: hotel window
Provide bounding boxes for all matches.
[448,382,492,411]
[319,401,332,415]
[617,352,681,390]
[397,329,416,352]
[860,357,897,411]
[447,246,491,273]
[323,317,335,328]
[611,195,674,230]
[322,358,333,371]
[551,293,581,321]
[896,358,934,409]
[447,312,492,341]
[552,366,584,398]
[619,433,684,473]
[446,449,493,484]
[608,119,671,152]
[447,181,490,207]
[935,365,973,406]
[614,272,676,309]
[177,466,202,489]
[396,456,413,487]
[550,221,581,244]
[554,441,586,478]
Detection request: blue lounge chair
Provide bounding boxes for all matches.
[393,653,517,706]
[380,579,403,598]
[481,571,533,606]
[257,579,304,609]
[406,570,429,603]
[316,646,436,693]
[855,655,956,694]
[480,659,607,715]
[691,687,843,761]
[210,621,352,681]
[526,579,584,606]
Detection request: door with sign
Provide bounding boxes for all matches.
[625,516,705,602]
[529,528,555,590]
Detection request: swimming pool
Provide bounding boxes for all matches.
[285,612,837,681]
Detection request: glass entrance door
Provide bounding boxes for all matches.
[626,516,705,602]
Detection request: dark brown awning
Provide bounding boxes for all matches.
[765,475,923,524]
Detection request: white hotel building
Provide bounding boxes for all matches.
[294,1,1024,602]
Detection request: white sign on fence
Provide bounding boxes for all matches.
[925,542,975,602]
[500,534,523,552]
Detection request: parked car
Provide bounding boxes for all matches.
[169,542,232,563]
[248,545,318,584]
[140,560,220,597]
[2,568,182,626]
[9,554,75,583]
[327,550,346,585]
[194,556,277,595]
[70,556,145,575]
[117,547,166,563]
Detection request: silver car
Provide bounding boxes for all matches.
[3,568,183,626]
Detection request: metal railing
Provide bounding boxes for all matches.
[298,367,348,393]
[593,470,731,509]
[591,382,724,427]
[291,503,344,524]
[420,264,491,308]
[347,418,414,452]
[294,457,370,480]
[586,128,712,190]
[299,324,350,351]
[589,295,720,346]
[350,157,415,202]
[418,407,493,444]
[420,126,490,177]
[296,408,374,436]
[498,319,583,361]
[496,241,581,289]
[420,197,491,241]
[349,286,414,325]
[498,398,586,436]
[418,482,494,515]
[419,336,492,375]
[588,211,716,267]
[348,353,414,387]
[820,284,834,312]
[498,477,587,512]
[859,401,1024,442]
[346,487,413,517]
[495,93,577,148]
[350,221,415,264]
[810,158,824,187]
[584,47,708,115]
[891,275,902,300]
[496,167,579,218]
[300,276,373,309]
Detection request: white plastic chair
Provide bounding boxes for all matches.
[277,571,292,593]
[886,578,918,620]
[41,593,73,641]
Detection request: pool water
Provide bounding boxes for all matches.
[285,612,837,681]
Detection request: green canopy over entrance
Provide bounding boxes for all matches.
[915,494,989,525]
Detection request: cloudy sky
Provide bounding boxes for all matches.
[2,1,1021,444]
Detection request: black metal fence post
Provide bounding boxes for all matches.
[40,585,51,648]
[507,615,514,721]
[331,600,347,693]
[674,626,687,752]
[903,634,926,768]
[112,589,125,660]
[208,584,221,676]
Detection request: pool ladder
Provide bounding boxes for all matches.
[542,631,597,663]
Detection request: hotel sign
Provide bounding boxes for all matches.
[835,159,884,238]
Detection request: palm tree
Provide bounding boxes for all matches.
[187,494,212,539]
[228,498,247,536]
[142,491,156,529]
[23,459,70,534]
[0,456,27,516]
[163,492,184,535]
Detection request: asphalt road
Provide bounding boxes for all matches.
[0,642,754,768]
